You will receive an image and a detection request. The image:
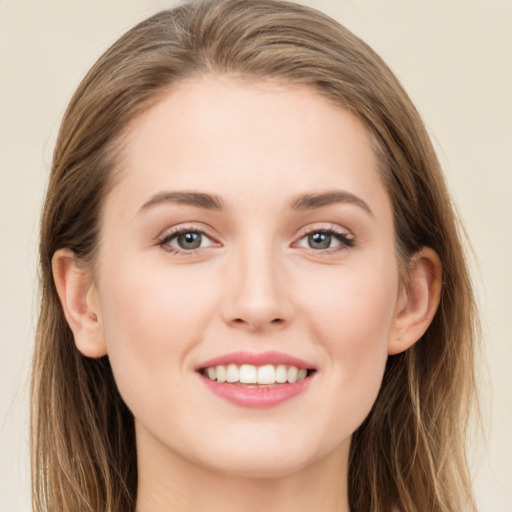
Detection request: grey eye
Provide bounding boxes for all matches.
[295,229,353,252]
[159,229,217,254]
[307,232,333,249]
[176,231,203,250]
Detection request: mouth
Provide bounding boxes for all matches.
[196,351,316,408]
[199,364,315,386]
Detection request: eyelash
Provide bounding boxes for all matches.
[294,227,355,253]
[157,226,219,255]
[157,225,355,256]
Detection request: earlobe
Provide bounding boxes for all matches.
[52,248,107,358]
[388,247,442,355]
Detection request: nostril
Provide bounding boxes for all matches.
[231,317,283,326]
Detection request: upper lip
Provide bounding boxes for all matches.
[196,351,315,370]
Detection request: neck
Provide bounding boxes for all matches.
[135,427,350,512]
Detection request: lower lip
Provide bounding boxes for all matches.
[199,374,313,408]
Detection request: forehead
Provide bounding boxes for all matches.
[108,76,390,219]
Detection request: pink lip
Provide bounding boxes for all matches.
[196,351,316,408]
[197,350,315,370]
[199,373,314,408]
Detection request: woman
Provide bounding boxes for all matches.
[32,0,478,510]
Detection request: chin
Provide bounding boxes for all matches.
[201,451,316,480]
[189,431,343,480]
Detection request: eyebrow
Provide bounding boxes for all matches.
[138,189,372,216]
[291,191,373,216]
[139,191,224,212]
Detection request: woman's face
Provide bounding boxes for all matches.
[92,77,402,477]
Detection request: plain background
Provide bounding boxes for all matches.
[1,1,510,511]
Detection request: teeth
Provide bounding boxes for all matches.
[297,368,307,381]
[276,364,287,383]
[216,365,227,383]
[239,364,257,384]
[203,364,310,384]
[287,366,298,383]
[226,364,238,383]
[257,364,275,384]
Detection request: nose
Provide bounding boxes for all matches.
[220,243,294,332]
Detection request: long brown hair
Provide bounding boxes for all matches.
[32,1,479,510]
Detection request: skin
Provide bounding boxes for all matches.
[53,76,441,512]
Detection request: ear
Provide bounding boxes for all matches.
[388,247,442,355]
[52,248,107,358]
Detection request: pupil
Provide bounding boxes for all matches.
[308,232,331,249]
[178,232,202,249]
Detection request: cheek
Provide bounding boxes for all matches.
[298,261,397,425]
[100,253,219,334]
[96,259,218,410]
[302,260,398,348]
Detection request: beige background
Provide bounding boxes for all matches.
[1,1,510,511]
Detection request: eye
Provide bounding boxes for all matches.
[158,229,216,253]
[295,228,354,251]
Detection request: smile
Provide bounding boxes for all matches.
[200,364,310,385]
[197,351,316,408]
